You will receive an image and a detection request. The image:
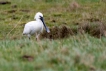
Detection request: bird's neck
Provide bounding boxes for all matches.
[36,19,42,23]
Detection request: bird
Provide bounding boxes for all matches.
[23,12,50,40]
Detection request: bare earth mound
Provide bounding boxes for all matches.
[41,22,106,39]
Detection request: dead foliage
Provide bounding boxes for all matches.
[78,21,106,38]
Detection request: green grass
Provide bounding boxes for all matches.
[0,0,106,71]
[0,34,106,71]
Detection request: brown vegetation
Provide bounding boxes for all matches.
[41,21,106,39]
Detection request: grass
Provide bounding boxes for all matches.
[0,34,106,71]
[0,0,106,71]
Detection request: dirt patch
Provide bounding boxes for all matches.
[0,1,11,5]
[41,22,106,39]
[41,25,75,39]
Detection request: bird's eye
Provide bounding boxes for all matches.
[39,16,42,18]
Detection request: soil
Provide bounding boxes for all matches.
[41,22,106,39]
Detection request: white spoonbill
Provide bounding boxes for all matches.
[23,12,50,40]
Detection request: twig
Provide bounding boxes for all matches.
[6,15,23,37]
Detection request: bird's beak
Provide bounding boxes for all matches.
[40,16,50,33]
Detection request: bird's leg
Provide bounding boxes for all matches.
[28,34,31,40]
[36,33,43,50]
[36,34,40,41]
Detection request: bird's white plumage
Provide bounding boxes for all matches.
[23,12,49,40]
[23,21,43,34]
[34,12,43,20]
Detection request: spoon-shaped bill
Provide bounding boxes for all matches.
[45,27,50,33]
[40,16,50,33]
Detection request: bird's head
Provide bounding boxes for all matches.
[34,12,50,33]
[34,12,43,20]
